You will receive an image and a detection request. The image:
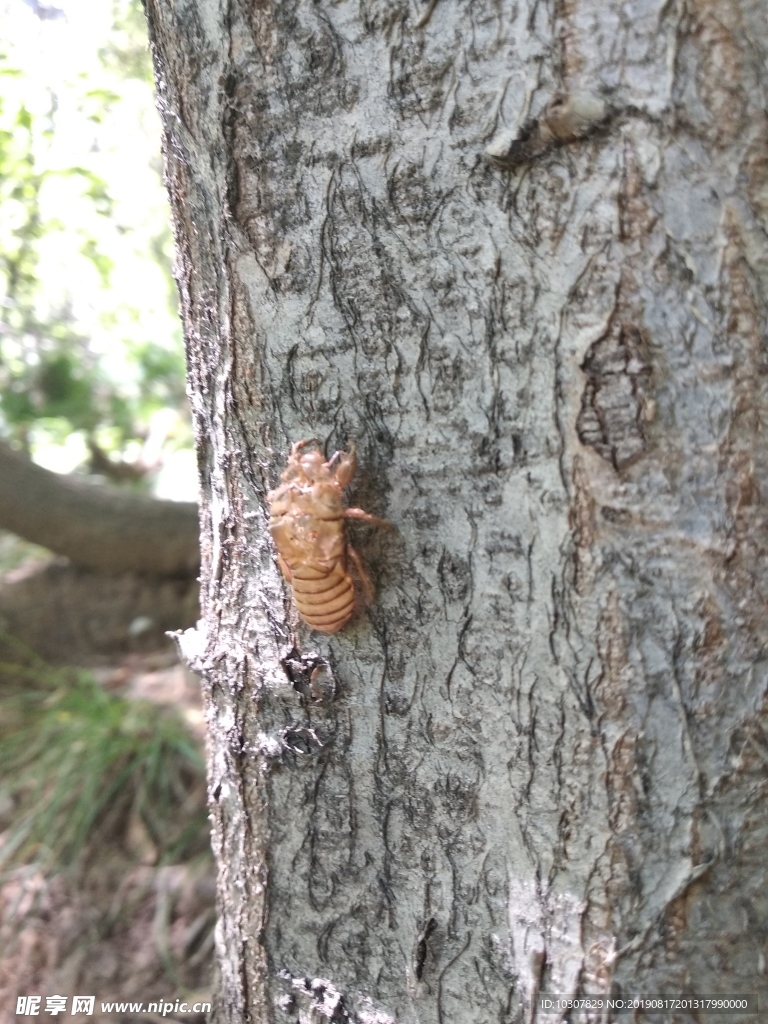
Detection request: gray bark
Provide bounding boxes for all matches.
[145,0,768,1021]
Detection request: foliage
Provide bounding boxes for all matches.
[0,642,208,872]
[0,0,190,480]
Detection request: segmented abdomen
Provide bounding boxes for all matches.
[291,560,355,634]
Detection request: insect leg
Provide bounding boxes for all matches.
[326,443,357,486]
[348,544,375,604]
[344,507,393,530]
[292,438,318,456]
[277,553,294,582]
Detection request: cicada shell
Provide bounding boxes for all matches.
[267,440,391,633]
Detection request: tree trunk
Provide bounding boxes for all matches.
[145,0,768,1020]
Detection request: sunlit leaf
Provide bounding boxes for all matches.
[0,0,191,481]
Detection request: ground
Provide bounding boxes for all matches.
[0,534,214,1024]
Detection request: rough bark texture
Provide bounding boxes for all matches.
[0,441,200,577]
[145,0,768,1020]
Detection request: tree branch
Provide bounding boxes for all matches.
[0,441,199,577]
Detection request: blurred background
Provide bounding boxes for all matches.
[0,0,213,1018]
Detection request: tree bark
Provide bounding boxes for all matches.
[0,441,199,577]
[146,0,768,1021]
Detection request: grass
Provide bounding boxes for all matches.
[0,638,208,873]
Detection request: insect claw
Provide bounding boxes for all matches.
[292,437,319,454]
[323,440,355,470]
[334,446,358,487]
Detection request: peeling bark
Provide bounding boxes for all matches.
[577,324,651,470]
[145,0,768,1020]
